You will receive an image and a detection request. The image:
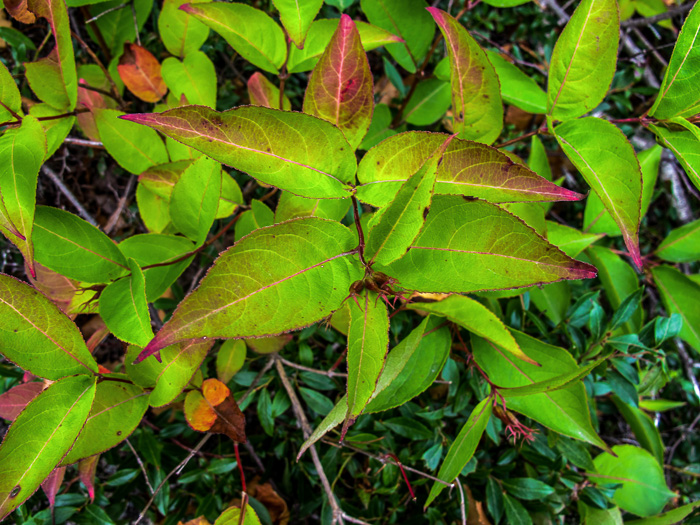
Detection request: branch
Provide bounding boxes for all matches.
[41,165,100,227]
[278,356,348,377]
[64,137,105,148]
[621,1,696,28]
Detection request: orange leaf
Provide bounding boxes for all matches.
[117,43,167,103]
[184,378,246,443]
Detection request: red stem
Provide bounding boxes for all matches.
[235,443,247,493]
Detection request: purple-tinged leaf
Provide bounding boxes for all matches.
[427,8,503,144]
[357,132,583,207]
[135,218,363,361]
[0,382,45,421]
[554,117,643,270]
[78,455,98,502]
[40,466,65,510]
[122,106,356,199]
[247,72,291,110]
[0,273,98,379]
[271,0,324,49]
[303,14,374,150]
[377,196,597,293]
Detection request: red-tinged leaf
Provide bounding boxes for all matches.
[78,455,99,502]
[121,105,356,199]
[184,378,246,443]
[4,0,35,23]
[357,132,583,207]
[427,8,503,144]
[0,382,45,421]
[40,466,65,509]
[77,80,106,142]
[247,72,291,110]
[303,14,374,150]
[554,117,643,270]
[26,262,79,315]
[135,218,362,361]
[117,43,168,103]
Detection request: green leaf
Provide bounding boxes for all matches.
[100,259,154,347]
[611,396,664,466]
[359,103,396,151]
[365,135,452,265]
[357,132,582,207]
[170,156,222,245]
[365,315,450,412]
[274,191,350,223]
[556,436,596,470]
[547,0,619,120]
[360,0,434,73]
[428,7,503,144]
[158,0,209,57]
[345,290,389,423]
[181,2,286,74]
[502,478,555,500]
[95,108,169,175]
[61,380,149,465]
[378,197,597,293]
[651,265,700,353]
[28,103,74,160]
[235,199,274,241]
[303,15,374,150]
[554,118,642,269]
[625,501,700,525]
[649,118,700,191]
[0,273,98,379]
[546,221,604,258]
[591,445,675,517]
[215,503,262,525]
[0,115,46,275]
[137,218,362,359]
[472,330,607,449]
[0,62,21,123]
[119,233,195,301]
[648,1,700,119]
[503,493,534,524]
[216,339,246,384]
[383,417,432,439]
[403,79,452,126]
[33,206,129,283]
[287,18,403,74]
[297,397,347,460]
[408,295,535,365]
[122,106,356,199]
[247,72,291,110]
[486,50,546,114]
[587,246,643,333]
[271,0,323,48]
[425,398,492,506]
[0,375,96,520]
[610,287,644,333]
[161,52,217,108]
[257,388,274,435]
[299,387,334,416]
[530,281,571,325]
[528,135,552,181]
[88,0,153,56]
[656,218,700,262]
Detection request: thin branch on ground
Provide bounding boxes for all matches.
[456,477,467,525]
[64,137,105,148]
[126,438,155,495]
[42,165,100,227]
[85,2,128,23]
[278,356,348,377]
[104,174,135,234]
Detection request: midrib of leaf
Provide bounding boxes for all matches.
[182,59,207,104]
[0,381,93,510]
[156,340,199,381]
[548,0,595,116]
[86,391,148,421]
[585,472,673,495]
[333,28,350,126]
[132,62,161,96]
[437,400,490,480]
[128,273,151,340]
[658,22,700,103]
[108,119,163,167]
[440,20,467,119]
[0,296,95,374]
[404,83,447,121]
[358,178,573,197]
[658,223,700,252]
[34,222,129,270]
[8,134,29,236]
[655,275,700,343]
[660,133,699,178]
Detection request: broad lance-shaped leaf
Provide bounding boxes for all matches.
[303,14,374,150]
[117,43,167,103]
[428,8,503,145]
[162,51,217,108]
[271,0,323,49]
[655,218,700,263]
[554,117,643,270]
[651,265,700,353]
[407,295,536,365]
[472,330,608,449]
[0,62,21,123]
[136,218,363,361]
[648,1,700,119]
[425,398,492,506]
[180,2,286,74]
[0,273,98,379]
[158,0,210,57]
[356,132,583,207]
[0,116,46,277]
[377,196,596,294]
[99,259,154,347]
[0,383,45,421]
[61,380,149,465]
[247,72,291,110]
[547,0,619,120]
[33,206,129,283]
[344,290,389,433]
[0,375,96,520]
[122,106,356,199]
[649,118,700,192]
[365,135,454,266]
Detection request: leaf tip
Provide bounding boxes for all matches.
[426,6,446,24]
[179,3,195,13]
[133,339,164,364]
[118,113,155,126]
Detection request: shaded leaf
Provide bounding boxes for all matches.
[117,43,167,103]
[122,105,356,199]
[274,191,350,223]
[626,501,700,525]
[651,265,700,353]
[403,79,452,126]
[247,72,291,110]
[216,339,246,384]
[235,199,274,241]
[0,382,45,421]
[78,455,98,502]
[185,378,246,443]
[303,14,374,150]
[486,50,546,114]
[428,7,503,144]
[40,466,65,510]
[611,396,664,466]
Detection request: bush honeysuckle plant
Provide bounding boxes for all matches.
[1,0,700,522]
